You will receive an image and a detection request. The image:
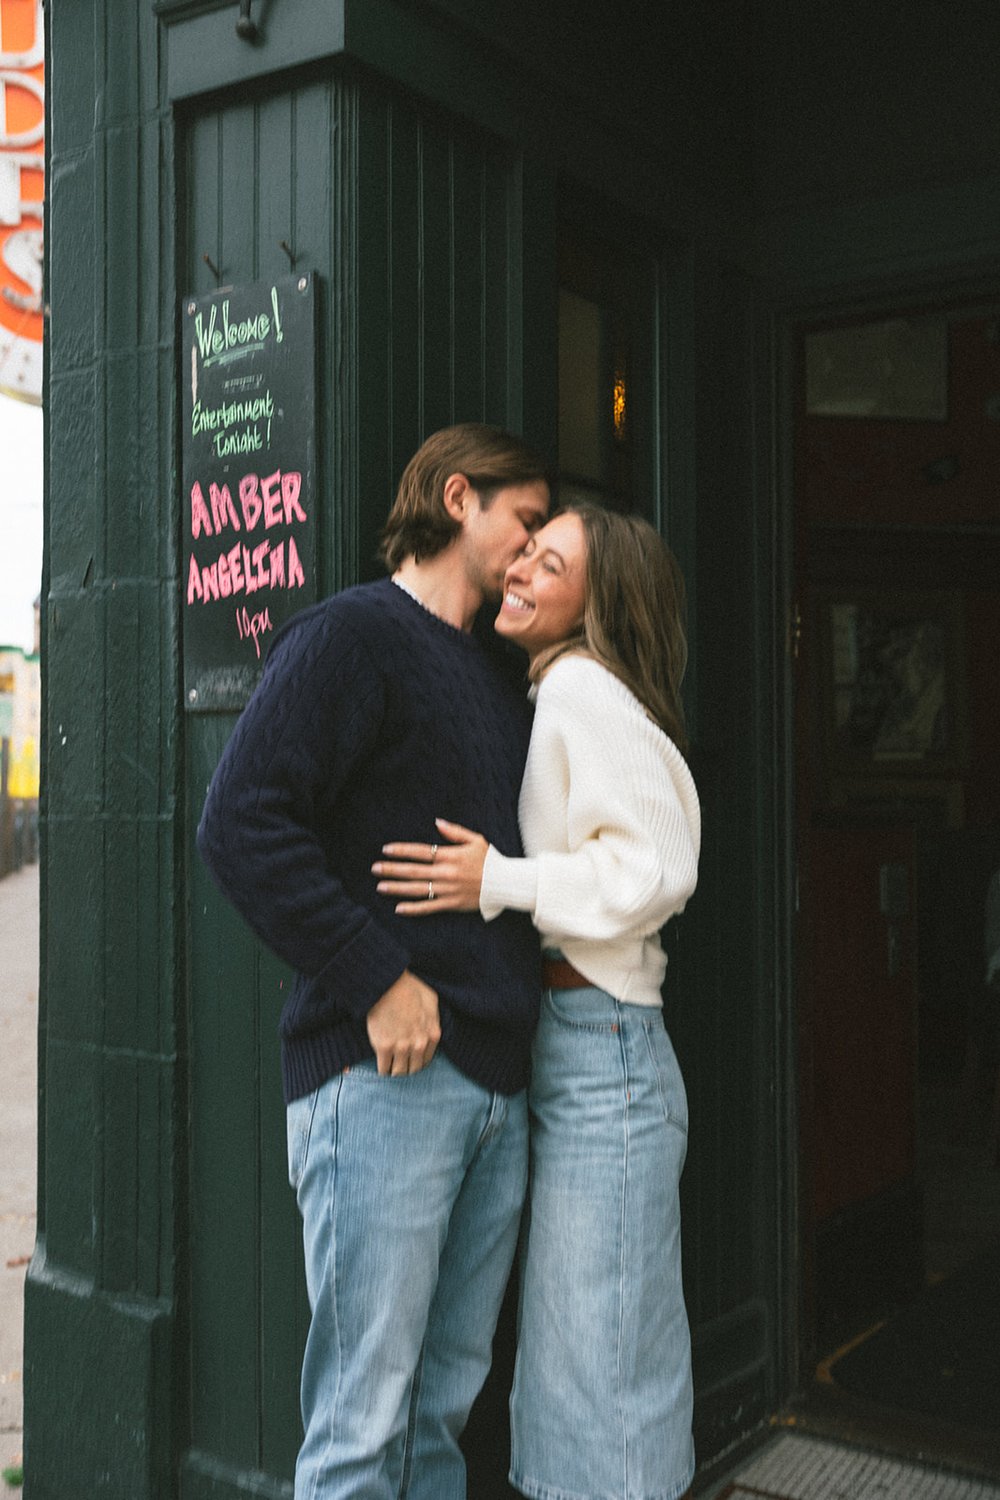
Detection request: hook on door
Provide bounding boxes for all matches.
[236,0,259,41]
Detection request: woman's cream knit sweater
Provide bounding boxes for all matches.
[480,653,701,1007]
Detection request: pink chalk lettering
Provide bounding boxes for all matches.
[239,472,263,531]
[210,482,241,535]
[287,534,305,589]
[187,534,307,606]
[281,471,306,524]
[251,540,270,589]
[236,604,274,660]
[200,561,220,601]
[230,543,245,593]
[190,482,214,539]
[217,541,245,599]
[262,469,283,528]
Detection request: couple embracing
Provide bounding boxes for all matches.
[198,422,700,1500]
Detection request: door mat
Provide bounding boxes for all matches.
[716,1488,792,1499]
[716,1487,800,1499]
[827,1239,1000,1434]
[711,1432,1000,1499]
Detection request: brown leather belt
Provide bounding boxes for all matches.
[542,956,590,990]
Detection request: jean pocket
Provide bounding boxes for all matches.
[543,984,617,1032]
[286,1089,320,1190]
[345,1055,441,1084]
[342,1057,380,1080]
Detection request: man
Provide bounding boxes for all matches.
[197,423,550,1499]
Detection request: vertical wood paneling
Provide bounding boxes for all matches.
[509,158,559,451]
[257,93,294,285]
[290,84,334,288]
[328,82,360,588]
[388,103,423,478]
[483,155,512,420]
[354,86,394,578]
[291,84,335,584]
[418,129,456,426]
[451,144,486,415]
[220,104,257,283]
[185,114,222,300]
[187,715,265,1463]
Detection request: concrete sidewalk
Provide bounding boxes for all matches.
[0,861,38,1476]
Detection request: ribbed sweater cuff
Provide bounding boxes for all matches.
[480,846,538,922]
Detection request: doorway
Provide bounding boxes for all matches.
[791,295,1000,1468]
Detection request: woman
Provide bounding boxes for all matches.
[374,504,700,1500]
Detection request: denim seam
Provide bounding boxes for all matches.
[477,1086,508,1148]
[315,1074,345,1500]
[615,1003,631,1499]
[293,1088,320,1189]
[398,1347,423,1498]
[641,1025,688,1134]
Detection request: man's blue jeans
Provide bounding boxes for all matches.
[286,1053,528,1500]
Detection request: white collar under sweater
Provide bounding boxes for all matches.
[480,653,700,1007]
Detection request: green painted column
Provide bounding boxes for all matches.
[24,3,182,1496]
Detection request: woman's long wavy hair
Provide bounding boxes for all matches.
[530,504,689,752]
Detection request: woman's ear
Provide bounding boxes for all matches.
[442,472,473,522]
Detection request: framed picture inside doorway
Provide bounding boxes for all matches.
[804,314,949,421]
[817,588,967,778]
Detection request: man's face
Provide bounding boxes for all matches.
[461,480,550,603]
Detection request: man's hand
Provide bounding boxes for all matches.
[366,970,441,1076]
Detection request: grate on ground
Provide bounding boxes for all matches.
[712,1433,1000,1500]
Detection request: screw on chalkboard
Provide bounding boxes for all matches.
[203,253,222,282]
[188,689,198,704]
[280,240,297,268]
[236,0,259,41]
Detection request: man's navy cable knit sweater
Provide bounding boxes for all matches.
[196,577,541,1102]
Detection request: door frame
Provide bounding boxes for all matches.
[770,252,1000,1400]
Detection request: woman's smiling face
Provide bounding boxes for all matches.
[494,511,587,663]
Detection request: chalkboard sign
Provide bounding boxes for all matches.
[181,273,317,709]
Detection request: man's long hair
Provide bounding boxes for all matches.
[380,423,551,571]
